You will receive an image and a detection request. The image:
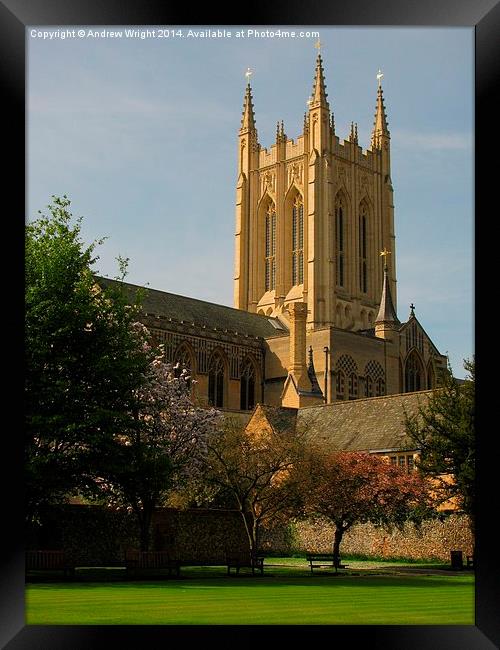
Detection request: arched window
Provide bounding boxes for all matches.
[375,378,385,396]
[405,351,423,393]
[335,370,345,400]
[240,358,256,411]
[359,203,368,293]
[335,195,346,288]
[174,344,194,386]
[348,373,358,400]
[208,352,225,408]
[365,375,373,397]
[292,194,304,285]
[265,203,276,291]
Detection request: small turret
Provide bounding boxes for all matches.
[375,249,400,341]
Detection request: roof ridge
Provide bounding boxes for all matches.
[96,275,282,320]
[298,389,435,410]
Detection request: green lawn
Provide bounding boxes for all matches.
[26,561,474,625]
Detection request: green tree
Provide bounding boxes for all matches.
[203,417,305,558]
[25,196,149,523]
[405,357,475,537]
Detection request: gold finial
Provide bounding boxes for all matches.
[380,248,391,270]
[376,69,384,88]
[245,67,253,83]
[314,39,322,52]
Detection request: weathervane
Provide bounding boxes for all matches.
[380,248,391,269]
[376,69,384,88]
[245,67,253,83]
[314,38,322,52]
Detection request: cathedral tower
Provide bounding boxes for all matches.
[233,55,397,333]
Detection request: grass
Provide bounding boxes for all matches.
[26,559,475,625]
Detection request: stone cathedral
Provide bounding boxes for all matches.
[99,53,447,423]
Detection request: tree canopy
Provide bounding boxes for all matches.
[203,417,306,556]
[299,450,433,566]
[405,357,475,535]
[25,196,149,522]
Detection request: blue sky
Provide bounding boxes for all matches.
[27,26,473,378]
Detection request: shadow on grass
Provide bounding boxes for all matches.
[26,569,473,591]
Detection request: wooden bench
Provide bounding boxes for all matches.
[306,553,349,574]
[26,550,75,577]
[125,550,181,577]
[226,553,265,575]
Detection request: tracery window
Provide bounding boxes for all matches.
[208,352,225,408]
[375,378,385,396]
[292,195,304,285]
[335,370,345,400]
[240,358,256,411]
[348,373,358,400]
[335,195,346,287]
[265,203,276,291]
[405,351,423,393]
[365,375,373,398]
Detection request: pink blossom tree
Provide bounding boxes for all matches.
[95,325,221,551]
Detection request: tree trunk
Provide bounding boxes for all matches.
[239,509,256,556]
[332,525,344,570]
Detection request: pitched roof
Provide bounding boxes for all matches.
[96,276,288,339]
[255,404,298,434]
[295,390,433,452]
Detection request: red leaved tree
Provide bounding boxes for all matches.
[300,451,434,567]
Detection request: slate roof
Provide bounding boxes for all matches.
[96,276,288,339]
[256,405,298,434]
[295,390,433,452]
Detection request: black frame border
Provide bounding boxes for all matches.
[2,0,498,647]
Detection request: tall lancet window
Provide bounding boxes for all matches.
[240,358,256,411]
[405,351,423,393]
[292,195,304,285]
[265,203,276,291]
[359,204,368,293]
[335,196,345,288]
[208,352,225,408]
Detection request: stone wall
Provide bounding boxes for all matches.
[291,515,473,561]
[27,505,473,564]
[28,505,249,566]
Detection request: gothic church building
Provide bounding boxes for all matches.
[99,53,447,416]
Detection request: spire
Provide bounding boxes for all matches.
[240,82,256,132]
[309,53,329,110]
[371,70,389,148]
[375,251,399,325]
[307,346,323,394]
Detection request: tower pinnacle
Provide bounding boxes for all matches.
[309,53,329,110]
[240,77,256,132]
[371,70,389,148]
